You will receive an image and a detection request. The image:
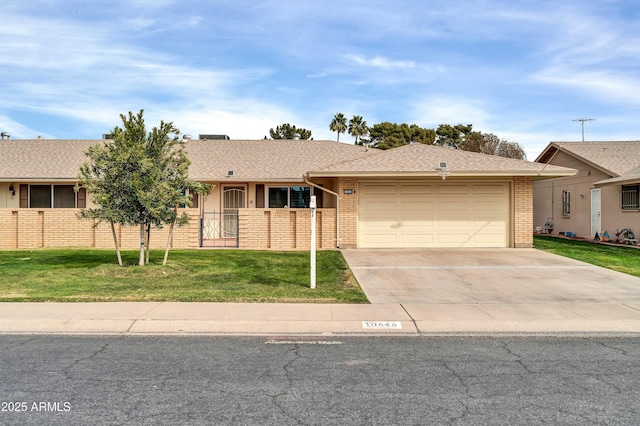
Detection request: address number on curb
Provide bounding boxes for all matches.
[362,321,402,329]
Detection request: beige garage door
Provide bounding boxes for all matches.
[358,181,509,248]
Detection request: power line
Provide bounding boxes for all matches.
[572,118,595,142]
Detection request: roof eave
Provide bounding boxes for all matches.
[306,170,578,178]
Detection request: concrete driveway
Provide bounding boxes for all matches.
[342,248,640,305]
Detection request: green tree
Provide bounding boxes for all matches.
[435,123,473,148]
[269,123,312,140]
[329,113,348,142]
[348,115,368,145]
[78,110,210,266]
[367,122,436,149]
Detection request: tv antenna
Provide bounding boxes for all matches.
[572,118,595,142]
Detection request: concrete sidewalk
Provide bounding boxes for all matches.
[2,301,640,336]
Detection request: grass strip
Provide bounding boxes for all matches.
[0,249,368,303]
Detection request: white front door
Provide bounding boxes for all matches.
[591,188,601,238]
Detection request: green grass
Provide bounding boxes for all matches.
[534,235,640,277]
[0,249,368,303]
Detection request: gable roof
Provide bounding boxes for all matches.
[536,141,640,177]
[0,138,576,183]
[0,138,376,182]
[185,139,374,181]
[307,143,576,178]
[0,139,97,181]
[595,165,640,186]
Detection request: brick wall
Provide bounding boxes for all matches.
[0,209,200,250]
[337,177,358,248]
[514,176,533,248]
[238,208,337,249]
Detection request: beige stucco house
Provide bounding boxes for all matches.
[533,141,640,240]
[1,137,574,250]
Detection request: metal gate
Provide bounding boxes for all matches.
[200,211,239,247]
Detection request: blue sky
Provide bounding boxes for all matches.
[1,0,639,160]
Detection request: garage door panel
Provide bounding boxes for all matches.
[359,181,509,248]
[401,233,434,242]
[472,184,507,194]
[362,234,398,244]
[400,185,433,194]
[400,201,434,215]
[437,234,471,244]
[437,185,470,194]
[362,184,396,194]
[473,233,508,244]
[361,219,398,229]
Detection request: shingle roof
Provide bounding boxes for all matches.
[184,139,375,181]
[0,139,376,182]
[308,143,575,177]
[595,165,640,186]
[0,139,97,181]
[535,141,640,177]
[0,138,575,182]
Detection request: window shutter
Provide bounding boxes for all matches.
[77,187,86,208]
[315,188,323,208]
[191,193,199,208]
[20,184,28,208]
[256,184,265,208]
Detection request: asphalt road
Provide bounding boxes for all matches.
[1,335,640,425]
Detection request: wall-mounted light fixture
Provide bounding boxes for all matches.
[8,183,15,196]
[343,189,354,195]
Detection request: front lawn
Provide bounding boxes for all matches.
[0,249,368,303]
[534,235,640,277]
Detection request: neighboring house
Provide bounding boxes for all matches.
[533,141,640,240]
[0,138,574,250]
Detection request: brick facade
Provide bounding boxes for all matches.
[0,209,200,250]
[238,208,336,249]
[1,178,534,250]
[337,177,358,248]
[513,176,533,248]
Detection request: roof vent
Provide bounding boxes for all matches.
[102,133,113,140]
[183,134,192,140]
[199,134,230,140]
[438,161,448,169]
[1,132,9,140]
[227,170,234,177]
[293,133,301,140]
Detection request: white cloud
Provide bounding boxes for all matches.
[345,54,417,71]
[532,68,640,106]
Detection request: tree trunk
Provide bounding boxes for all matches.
[139,224,145,266]
[163,204,179,266]
[145,223,151,264]
[163,220,175,266]
[110,220,123,266]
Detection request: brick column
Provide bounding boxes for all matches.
[338,177,358,248]
[514,176,533,248]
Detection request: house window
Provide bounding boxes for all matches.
[289,186,311,208]
[28,185,77,208]
[30,185,52,208]
[621,185,640,210]
[562,190,571,217]
[267,186,311,208]
[54,185,75,208]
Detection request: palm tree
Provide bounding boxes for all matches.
[348,115,368,145]
[329,113,348,142]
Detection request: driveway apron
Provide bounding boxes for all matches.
[341,248,640,305]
